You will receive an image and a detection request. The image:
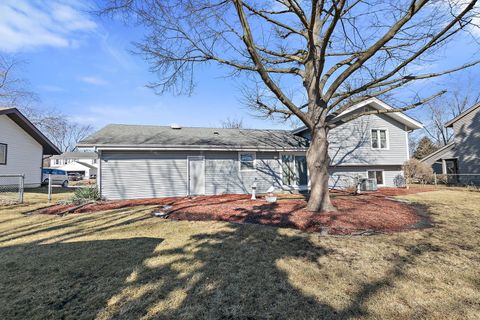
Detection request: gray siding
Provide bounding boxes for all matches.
[297,112,409,166]
[101,151,191,200]
[204,151,282,195]
[329,113,409,166]
[329,165,404,188]
[100,150,282,200]
[452,106,480,175]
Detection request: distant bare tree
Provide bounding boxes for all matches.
[221,117,244,129]
[21,107,94,152]
[424,84,480,146]
[0,55,37,108]
[0,54,94,152]
[101,0,480,212]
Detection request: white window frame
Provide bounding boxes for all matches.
[279,152,310,190]
[367,169,385,186]
[0,143,7,165]
[238,152,256,172]
[370,128,389,150]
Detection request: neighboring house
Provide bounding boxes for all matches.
[49,152,99,179]
[0,108,60,188]
[422,102,480,184]
[78,98,422,200]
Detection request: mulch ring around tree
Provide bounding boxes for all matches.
[27,188,433,235]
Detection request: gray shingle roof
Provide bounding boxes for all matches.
[78,124,308,150]
[51,152,98,159]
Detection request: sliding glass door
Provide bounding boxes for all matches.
[282,154,308,188]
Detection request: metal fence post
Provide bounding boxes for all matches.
[48,174,52,203]
[18,174,24,204]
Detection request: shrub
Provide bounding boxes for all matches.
[403,159,434,184]
[71,187,101,204]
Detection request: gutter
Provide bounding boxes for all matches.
[82,144,309,152]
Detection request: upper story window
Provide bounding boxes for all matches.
[239,152,256,171]
[0,143,7,165]
[371,129,388,149]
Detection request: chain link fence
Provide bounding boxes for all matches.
[0,174,24,205]
[433,173,480,189]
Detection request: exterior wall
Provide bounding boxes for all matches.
[99,150,283,200]
[451,106,480,177]
[204,151,282,195]
[329,113,409,166]
[329,165,404,189]
[0,115,43,187]
[297,112,410,166]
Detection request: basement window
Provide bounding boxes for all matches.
[0,143,7,165]
[239,152,256,171]
[368,170,384,185]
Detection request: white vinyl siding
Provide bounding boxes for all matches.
[0,115,43,187]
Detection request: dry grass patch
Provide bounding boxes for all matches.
[0,189,479,319]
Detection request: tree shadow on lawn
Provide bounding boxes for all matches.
[0,210,440,319]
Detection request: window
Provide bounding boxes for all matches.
[92,159,97,164]
[239,153,255,171]
[368,170,384,185]
[371,129,388,149]
[0,143,6,165]
[54,159,60,165]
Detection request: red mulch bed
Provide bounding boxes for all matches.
[31,188,431,235]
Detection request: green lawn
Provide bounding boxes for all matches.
[0,189,479,319]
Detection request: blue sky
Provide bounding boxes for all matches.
[1,0,479,131]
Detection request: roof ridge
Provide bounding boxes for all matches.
[101,123,293,132]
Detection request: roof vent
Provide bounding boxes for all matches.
[213,131,219,135]
[170,123,182,129]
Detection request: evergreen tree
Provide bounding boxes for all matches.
[413,137,439,159]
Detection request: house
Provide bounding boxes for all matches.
[78,98,422,200]
[422,102,480,184]
[0,108,60,188]
[49,152,98,179]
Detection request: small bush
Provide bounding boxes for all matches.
[403,159,434,184]
[71,187,101,204]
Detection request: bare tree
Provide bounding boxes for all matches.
[100,0,480,212]
[221,117,244,128]
[0,55,37,108]
[21,107,94,152]
[1,54,94,152]
[424,83,480,145]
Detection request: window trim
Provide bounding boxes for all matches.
[238,152,256,172]
[0,143,7,165]
[370,128,389,150]
[367,169,385,186]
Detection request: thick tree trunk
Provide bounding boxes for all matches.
[305,127,337,212]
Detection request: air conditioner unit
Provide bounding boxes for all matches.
[359,178,378,192]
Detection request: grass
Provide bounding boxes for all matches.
[0,189,479,319]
